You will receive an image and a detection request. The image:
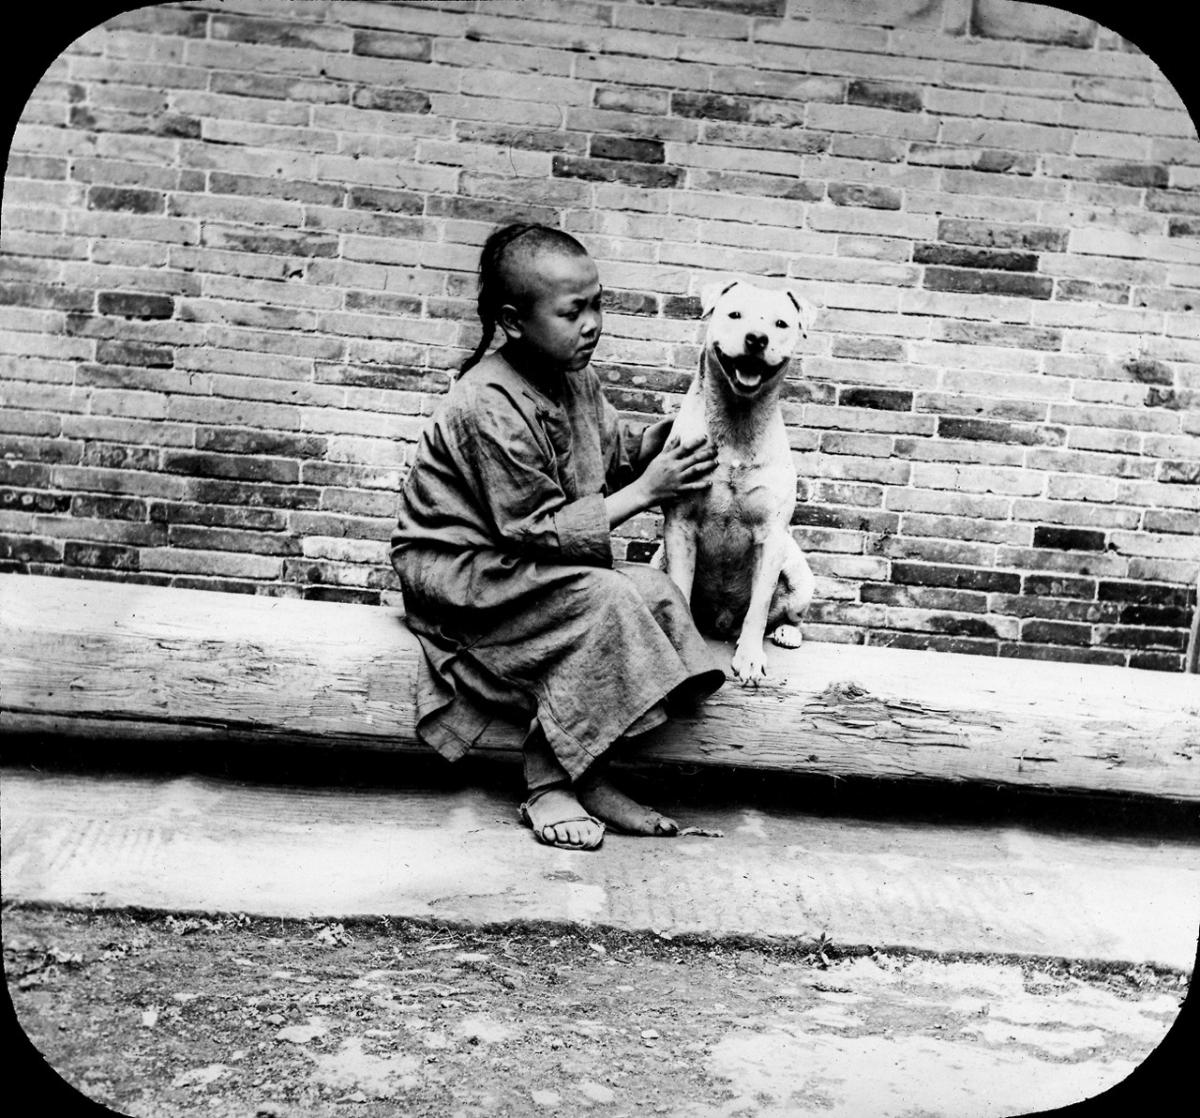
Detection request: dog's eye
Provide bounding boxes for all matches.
[776,320,789,329]
[728,310,741,319]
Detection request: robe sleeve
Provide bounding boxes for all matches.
[459,395,613,567]
[600,394,652,494]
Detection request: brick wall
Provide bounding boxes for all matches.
[1,0,1197,670]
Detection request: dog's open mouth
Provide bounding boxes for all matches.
[714,346,785,395]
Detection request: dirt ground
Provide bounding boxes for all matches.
[3,903,1193,1118]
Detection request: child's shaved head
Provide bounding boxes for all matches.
[460,223,590,375]
[496,226,589,307]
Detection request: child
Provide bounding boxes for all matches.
[391,223,724,850]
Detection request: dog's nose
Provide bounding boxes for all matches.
[744,331,768,351]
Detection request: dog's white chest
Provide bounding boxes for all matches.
[702,452,792,529]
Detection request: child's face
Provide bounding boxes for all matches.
[503,252,603,373]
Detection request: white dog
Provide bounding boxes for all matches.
[655,280,817,687]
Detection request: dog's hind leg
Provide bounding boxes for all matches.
[769,536,814,649]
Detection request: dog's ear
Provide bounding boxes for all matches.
[785,290,819,336]
[700,279,738,318]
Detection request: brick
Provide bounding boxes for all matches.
[460,172,591,208]
[872,633,1002,657]
[68,492,148,522]
[0,282,91,312]
[1022,573,1098,599]
[552,156,681,189]
[87,186,163,214]
[352,30,432,60]
[456,123,587,156]
[599,290,657,317]
[995,596,1116,625]
[1,489,71,515]
[351,88,432,115]
[939,321,1061,350]
[1002,643,1125,667]
[701,122,829,157]
[202,225,338,259]
[828,183,901,210]
[63,541,139,571]
[210,13,351,51]
[691,169,823,201]
[196,428,327,459]
[792,506,898,534]
[781,382,837,407]
[829,135,905,163]
[1166,455,1200,482]
[938,418,1065,447]
[595,85,670,115]
[163,452,300,484]
[1020,620,1094,647]
[1168,217,1200,238]
[829,335,906,361]
[192,481,321,511]
[425,195,559,228]
[846,79,923,113]
[151,502,287,532]
[923,269,1053,299]
[907,146,1037,175]
[301,462,403,491]
[0,536,63,564]
[302,586,381,605]
[80,444,159,472]
[972,1,1097,47]
[97,292,174,319]
[168,524,301,556]
[891,562,1020,594]
[1127,652,1186,672]
[1144,387,1185,410]
[808,103,939,142]
[915,245,1038,272]
[140,547,282,580]
[861,584,989,613]
[1144,508,1200,535]
[1148,190,1200,215]
[671,91,749,122]
[1033,526,1108,552]
[1093,163,1171,189]
[590,135,665,164]
[1120,603,1192,628]
[936,218,1067,253]
[209,173,343,208]
[1056,280,1130,304]
[95,340,174,367]
[1097,626,1186,651]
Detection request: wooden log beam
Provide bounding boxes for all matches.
[2,574,1198,802]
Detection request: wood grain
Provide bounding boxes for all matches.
[2,574,1198,801]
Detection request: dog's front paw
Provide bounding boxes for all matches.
[730,643,768,688]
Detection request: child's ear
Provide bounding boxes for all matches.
[785,290,819,336]
[700,279,738,319]
[497,302,524,341]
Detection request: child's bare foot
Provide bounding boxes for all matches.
[576,775,678,837]
[519,786,605,850]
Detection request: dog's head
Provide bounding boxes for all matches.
[699,280,817,400]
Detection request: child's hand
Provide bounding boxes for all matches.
[639,417,675,463]
[640,435,718,506]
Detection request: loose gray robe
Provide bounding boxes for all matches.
[391,351,724,779]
